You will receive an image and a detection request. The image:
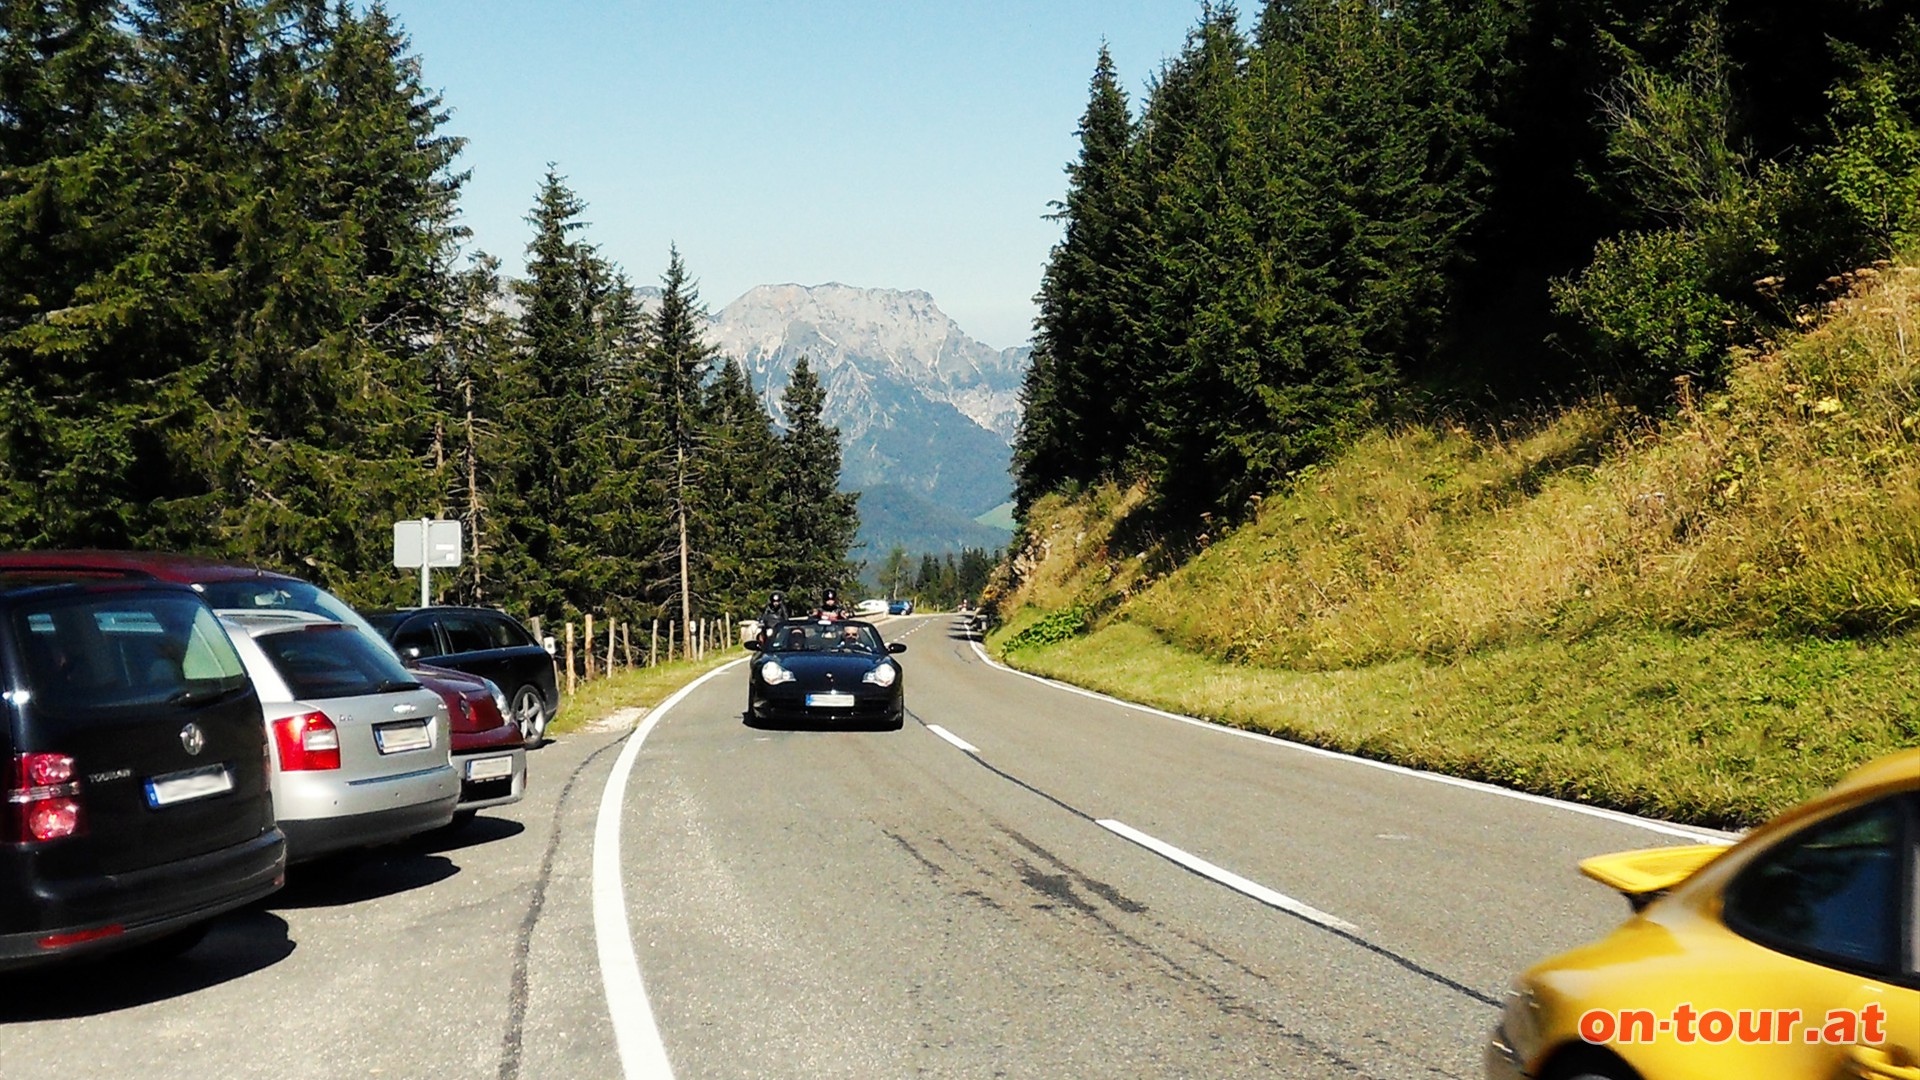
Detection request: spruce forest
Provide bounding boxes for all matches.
[0,1,860,626]
[1015,0,1920,519]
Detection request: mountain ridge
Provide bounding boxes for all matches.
[707,282,1027,522]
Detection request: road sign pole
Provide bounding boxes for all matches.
[419,516,431,608]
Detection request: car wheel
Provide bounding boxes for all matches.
[513,685,548,745]
[1546,1049,1641,1080]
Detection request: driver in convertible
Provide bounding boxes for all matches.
[835,623,870,652]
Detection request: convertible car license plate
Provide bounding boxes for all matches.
[145,764,233,808]
[374,720,432,754]
[806,691,857,708]
[466,756,514,782]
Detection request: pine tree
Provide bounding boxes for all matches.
[585,271,667,617]
[439,252,528,605]
[642,246,717,640]
[1015,44,1142,511]
[505,169,618,616]
[0,0,144,548]
[772,357,859,601]
[692,357,778,616]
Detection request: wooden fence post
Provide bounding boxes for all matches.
[605,620,616,676]
[650,619,658,666]
[666,621,675,665]
[529,615,542,643]
[622,623,633,669]
[585,614,595,681]
[565,622,576,696]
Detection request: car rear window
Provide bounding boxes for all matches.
[253,624,419,701]
[13,593,249,715]
[199,578,384,641]
[440,615,494,654]
[485,615,533,649]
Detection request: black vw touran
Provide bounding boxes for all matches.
[0,575,285,968]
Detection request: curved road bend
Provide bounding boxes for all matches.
[610,613,1724,1079]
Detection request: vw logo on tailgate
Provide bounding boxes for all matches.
[179,723,206,756]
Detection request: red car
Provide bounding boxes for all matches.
[0,552,527,821]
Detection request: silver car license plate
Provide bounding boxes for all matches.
[466,756,514,781]
[374,720,432,754]
[145,764,234,808]
[806,691,856,708]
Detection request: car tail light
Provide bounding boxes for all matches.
[272,712,341,771]
[7,752,84,843]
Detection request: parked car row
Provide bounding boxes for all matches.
[0,551,557,970]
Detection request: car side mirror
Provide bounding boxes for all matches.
[542,636,557,656]
[743,639,761,652]
[888,642,907,654]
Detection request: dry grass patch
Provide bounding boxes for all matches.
[548,652,742,737]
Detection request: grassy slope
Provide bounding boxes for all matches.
[989,263,1920,827]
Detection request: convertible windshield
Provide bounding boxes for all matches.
[762,620,885,654]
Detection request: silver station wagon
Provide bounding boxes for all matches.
[219,612,458,862]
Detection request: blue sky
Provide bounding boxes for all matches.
[381,1,1203,349]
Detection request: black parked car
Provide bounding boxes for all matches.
[0,574,286,969]
[365,606,560,744]
[744,618,906,729]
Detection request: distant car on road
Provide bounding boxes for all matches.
[365,606,559,746]
[856,598,889,617]
[221,612,459,862]
[743,618,906,729]
[887,598,914,615]
[0,573,285,969]
[1486,748,1920,1080]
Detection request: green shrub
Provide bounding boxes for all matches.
[1002,605,1091,652]
[1552,227,1746,388]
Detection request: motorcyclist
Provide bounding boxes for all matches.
[756,591,789,642]
[816,588,843,621]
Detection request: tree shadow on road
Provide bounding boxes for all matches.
[0,910,296,1022]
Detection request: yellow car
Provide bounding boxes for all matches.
[1487,749,1920,1080]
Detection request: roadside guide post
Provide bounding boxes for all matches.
[393,518,462,608]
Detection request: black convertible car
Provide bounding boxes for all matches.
[744,619,906,729]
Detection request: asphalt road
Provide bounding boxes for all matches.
[0,612,1728,1079]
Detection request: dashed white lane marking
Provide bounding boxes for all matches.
[925,725,978,754]
[594,658,747,1080]
[1097,819,1360,933]
[963,635,1735,845]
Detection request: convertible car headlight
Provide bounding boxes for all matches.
[862,663,897,687]
[760,660,795,685]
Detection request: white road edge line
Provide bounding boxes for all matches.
[925,724,979,754]
[964,634,1734,845]
[593,658,748,1080]
[1098,819,1359,932]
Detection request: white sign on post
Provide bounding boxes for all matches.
[393,518,462,607]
